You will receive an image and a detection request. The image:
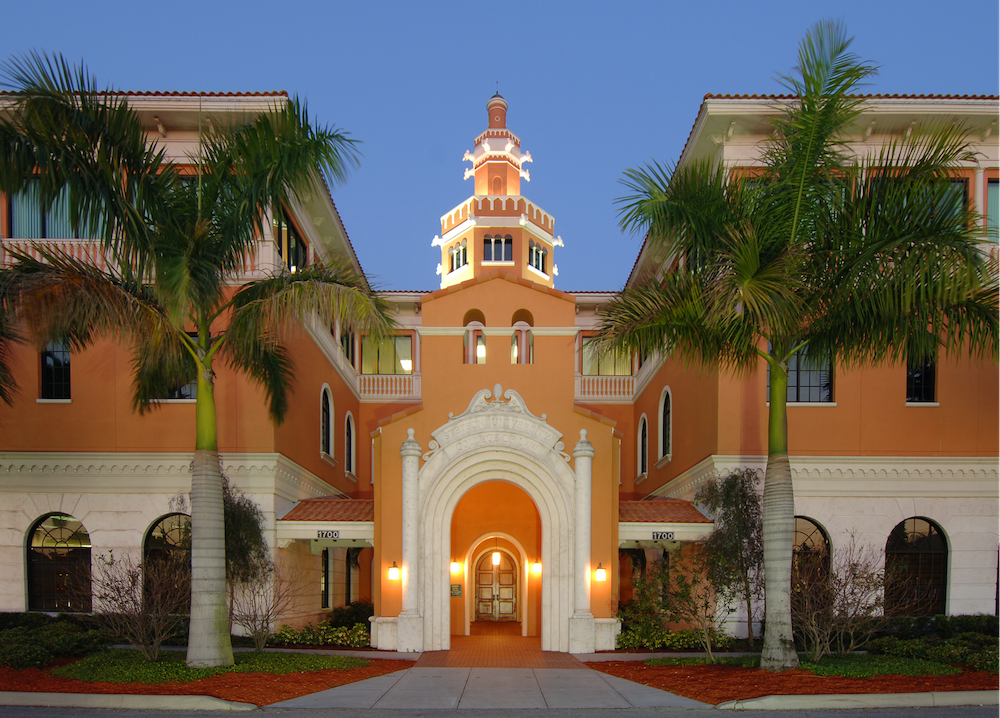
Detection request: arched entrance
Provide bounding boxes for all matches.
[398,384,595,653]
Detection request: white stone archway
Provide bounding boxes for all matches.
[396,384,596,653]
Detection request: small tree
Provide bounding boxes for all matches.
[88,550,190,662]
[791,531,926,661]
[230,566,299,651]
[222,477,275,631]
[696,468,764,646]
[662,547,734,663]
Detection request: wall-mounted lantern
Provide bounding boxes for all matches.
[388,562,400,580]
[595,563,607,582]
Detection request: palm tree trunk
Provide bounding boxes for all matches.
[185,363,234,668]
[760,358,799,672]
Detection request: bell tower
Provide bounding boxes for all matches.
[433,93,564,289]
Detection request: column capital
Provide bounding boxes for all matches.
[400,428,422,458]
[573,429,594,459]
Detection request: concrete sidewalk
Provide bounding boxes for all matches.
[265,666,711,710]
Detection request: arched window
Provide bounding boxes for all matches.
[793,516,830,573]
[483,235,493,261]
[27,514,91,611]
[492,176,503,195]
[637,415,648,477]
[345,413,356,476]
[321,387,333,456]
[145,513,191,559]
[886,517,948,616]
[659,388,672,460]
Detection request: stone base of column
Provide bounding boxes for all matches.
[594,617,622,651]
[568,612,596,654]
[397,612,424,653]
[369,616,397,650]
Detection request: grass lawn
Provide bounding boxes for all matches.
[645,653,961,677]
[53,649,368,684]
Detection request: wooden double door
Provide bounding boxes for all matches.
[475,551,517,621]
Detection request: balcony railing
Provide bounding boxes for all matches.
[575,374,635,403]
[359,372,421,402]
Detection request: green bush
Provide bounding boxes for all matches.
[54,648,368,684]
[0,642,54,669]
[616,626,733,651]
[864,632,998,673]
[0,619,111,669]
[884,614,999,641]
[327,601,374,629]
[801,654,960,678]
[0,612,59,631]
[270,621,370,648]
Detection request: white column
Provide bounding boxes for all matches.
[397,428,424,652]
[569,429,596,653]
[974,166,985,228]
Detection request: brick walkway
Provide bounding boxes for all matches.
[414,622,585,668]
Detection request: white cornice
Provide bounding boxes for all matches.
[648,455,1000,501]
[0,451,345,500]
[419,326,578,337]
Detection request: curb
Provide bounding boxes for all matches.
[0,692,256,711]
[716,690,1000,710]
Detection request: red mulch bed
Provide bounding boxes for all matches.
[586,661,1000,705]
[0,659,412,707]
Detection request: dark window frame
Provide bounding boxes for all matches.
[40,340,71,400]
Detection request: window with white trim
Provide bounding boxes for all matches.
[361,336,413,375]
[511,321,533,364]
[448,239,468,273]
[321,388,333,456]
[528,241,547,274]
[986,179,998,242]
[637,414,648,477]
[483,234,512,262]
[767,345,833,402]
[345,413,356,476]
[658,387,672,460]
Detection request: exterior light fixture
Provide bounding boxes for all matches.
[595,563,607,582]
[532,562,542,575]
[492,551,501,566]
[388,562,400,580]
[450,561,461,573]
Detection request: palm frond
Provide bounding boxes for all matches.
[218,261,394,423]
[198,97,360,270]
[130,325,199,414]
[6,245,166,350]
[0,52,172,274]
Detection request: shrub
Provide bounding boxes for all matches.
[270,621,370,648]
[0,619,111,668]
[864,632,999,674]
[884,614,999,641]
[327,601,374,629]
[0,642,54,669]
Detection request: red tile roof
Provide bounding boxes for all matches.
[619,499,711,524]
[704,92,998,101]
[280,498,374,522]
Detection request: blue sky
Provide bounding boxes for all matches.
[4,0,998,290]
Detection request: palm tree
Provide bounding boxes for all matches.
[598,22,998,671]
[0,54,394,667]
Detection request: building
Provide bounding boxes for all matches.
[1,91,997,653]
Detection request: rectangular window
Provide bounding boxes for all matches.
[767,346,833,402]
[40,340,71,399]
[10,182,76,239]
[162,379,198,400]
[582,338,631,376]
[273,210,308,273]
[906,359,935,403]
[361,335,412,375]
[988,180,998,242]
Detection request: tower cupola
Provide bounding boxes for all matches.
[434,94,563,290]
[463,93,532,196]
